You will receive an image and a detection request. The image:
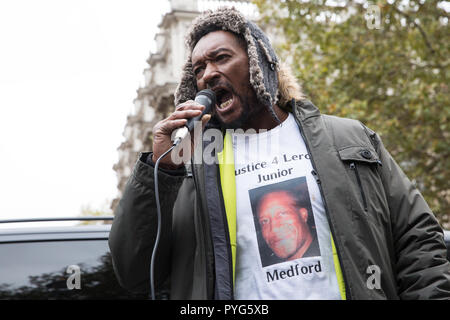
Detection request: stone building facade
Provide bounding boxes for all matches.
[111,0,259,211]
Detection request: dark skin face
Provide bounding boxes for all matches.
[191,31,287,130]
[151,30,288,168]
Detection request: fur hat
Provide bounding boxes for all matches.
[174,7,305,123]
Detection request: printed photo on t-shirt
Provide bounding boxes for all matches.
[249,177,321,268]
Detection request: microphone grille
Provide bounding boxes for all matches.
[196,89,216,107]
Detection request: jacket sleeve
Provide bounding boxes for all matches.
[369,129,450,299]
[108,152,185,294]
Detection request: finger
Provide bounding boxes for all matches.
[175,100,205,111]
[175,99,194,110]
[168,109,203,120]
[158,119,187,135]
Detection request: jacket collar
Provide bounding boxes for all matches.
[292,99,322,122]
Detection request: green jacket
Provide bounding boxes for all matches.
[108,100,450,299]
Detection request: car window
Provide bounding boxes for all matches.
[0,239,147,299]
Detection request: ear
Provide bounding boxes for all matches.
[299,207,308,223]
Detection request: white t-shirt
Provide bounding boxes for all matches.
[232,113,341,300]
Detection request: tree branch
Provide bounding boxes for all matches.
[391,5,436,55]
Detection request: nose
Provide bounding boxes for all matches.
[202,62,220,88]
[265,219,280,235]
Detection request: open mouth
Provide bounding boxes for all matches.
[214,88,233,110]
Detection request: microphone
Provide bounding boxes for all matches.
[172,89,216,145]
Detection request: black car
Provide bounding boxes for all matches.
[0,217,449,299]
[0,217,147,299]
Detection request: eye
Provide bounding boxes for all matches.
[193,66,204,77]
[260,218,270,226]
[216,54,229,62]
[277,211,289,218]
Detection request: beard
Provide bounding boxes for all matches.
[212,84,260,130]
[220,94,251,129]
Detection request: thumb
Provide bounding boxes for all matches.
[201,114,211,129]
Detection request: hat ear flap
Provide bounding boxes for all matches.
[174,55,197,105]
[257,38,276,67]
[245,28,267,103]
[245,22,280,122]
[255,37,279,106]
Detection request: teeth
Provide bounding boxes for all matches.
[219,99,232,109]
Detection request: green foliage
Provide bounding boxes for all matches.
[254,0,449,226]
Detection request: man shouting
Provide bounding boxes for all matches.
[109,7,450,300]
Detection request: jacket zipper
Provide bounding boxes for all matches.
[293,109,352,300]
[216,168,235,300]
[311,169,320,184]
[191,162,214,299]
[349,162,368,212]
[193,155,234,300]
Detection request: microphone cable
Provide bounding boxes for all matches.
[150,138,181,300]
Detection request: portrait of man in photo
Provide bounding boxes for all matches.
[249,177,321,267]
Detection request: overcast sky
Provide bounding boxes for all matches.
[0,0,171,226]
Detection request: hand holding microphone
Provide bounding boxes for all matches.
[172,89,216,145]
[151,89,216,169]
